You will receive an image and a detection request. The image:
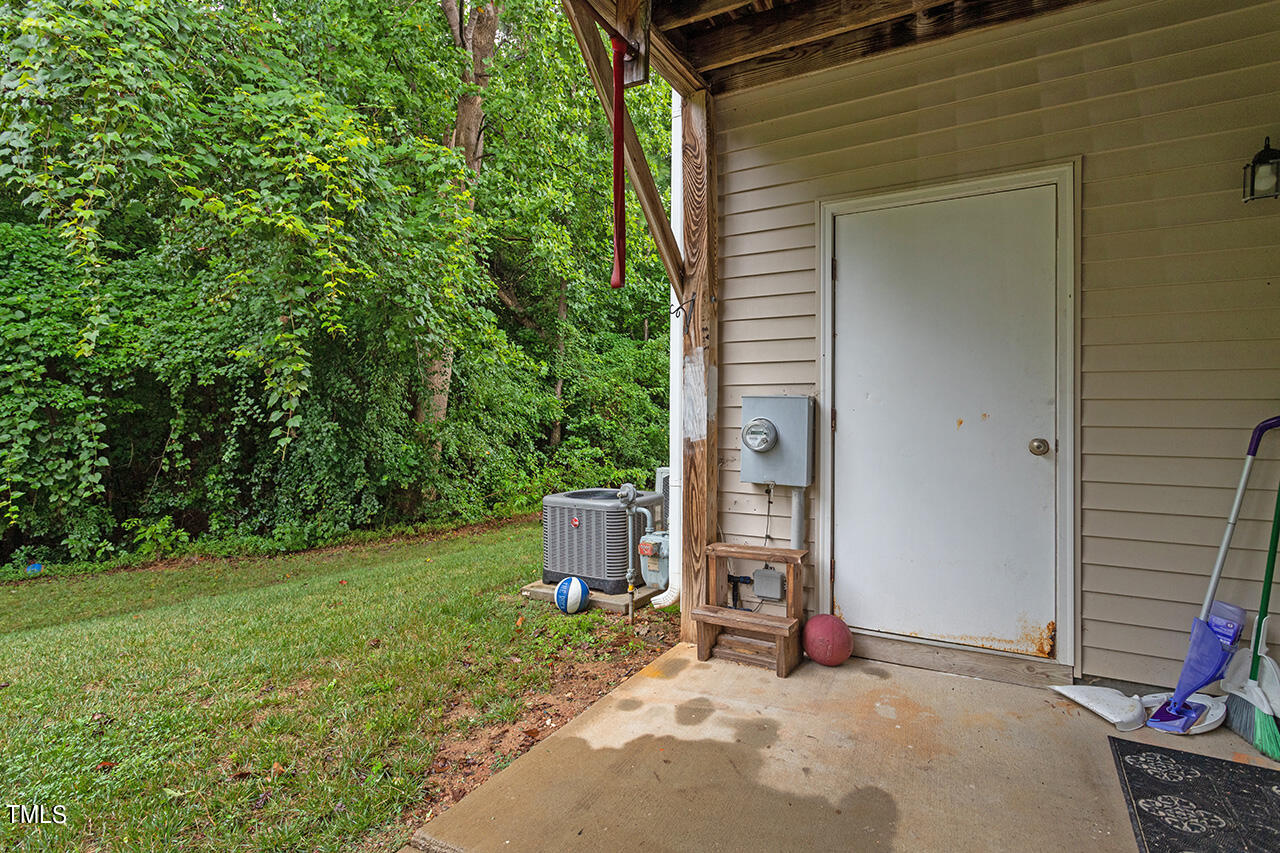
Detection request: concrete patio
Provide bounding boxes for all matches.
[402,644,1279,852]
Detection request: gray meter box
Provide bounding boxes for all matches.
[740,395,814,487]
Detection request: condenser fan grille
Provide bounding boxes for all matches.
[542,489,661,595]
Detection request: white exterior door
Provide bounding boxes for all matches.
[831,179,1066,659]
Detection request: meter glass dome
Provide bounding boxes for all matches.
[742,417,778,452]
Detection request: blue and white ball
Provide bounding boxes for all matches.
[555,577,590,615]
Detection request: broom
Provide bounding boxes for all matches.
[1225,473,1280,759]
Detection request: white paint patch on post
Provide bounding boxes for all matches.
[683,347,707,441]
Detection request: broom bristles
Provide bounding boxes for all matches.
[1226,692,1256,739]
[1253,707,1280,761]
[1226,692,1280,760]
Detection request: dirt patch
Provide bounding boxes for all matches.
[280,678,316,697]
[639,652,690,679]
[366,606,680,848]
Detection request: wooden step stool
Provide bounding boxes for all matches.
[692,543,807,677]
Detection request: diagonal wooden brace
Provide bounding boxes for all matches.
[563,0,685,301]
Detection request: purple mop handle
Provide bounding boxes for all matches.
[1201,415,1280,620]
[1248,414,1280,457]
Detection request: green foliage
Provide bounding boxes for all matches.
[0,222,194,559]
[0,0,671,565]
[123,516,190,561]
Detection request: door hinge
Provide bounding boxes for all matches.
[831,256,837,280]
[829,559,836,588]
[831,408,837,431]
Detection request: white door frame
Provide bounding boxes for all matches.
[815,163,1078,668]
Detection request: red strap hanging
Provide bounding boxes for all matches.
[609,35,627,288]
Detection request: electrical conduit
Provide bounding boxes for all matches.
[790,486,806,551]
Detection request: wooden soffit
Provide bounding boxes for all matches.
[587,0,1102,94]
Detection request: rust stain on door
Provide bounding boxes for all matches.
[1031,620,1056,658]
[920,618,1057,658]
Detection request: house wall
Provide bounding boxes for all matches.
[712,0,1280,686]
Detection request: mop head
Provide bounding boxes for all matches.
[1225,693,1280,760]
[1147,617,1235,733]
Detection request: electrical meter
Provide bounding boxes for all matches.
[742,417,778,453]
[739,396,814,487]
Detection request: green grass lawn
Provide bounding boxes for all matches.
[0,520,655,852]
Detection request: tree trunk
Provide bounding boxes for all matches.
[412,347,454,427]
[442,0,498,178]
[426,347,454,424]
[420,0,497,439]
[405,345,454,513]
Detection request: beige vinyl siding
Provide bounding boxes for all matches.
[711,0,1280,684]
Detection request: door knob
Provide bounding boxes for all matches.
[1028,438,1051,456]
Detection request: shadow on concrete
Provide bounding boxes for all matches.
[464,711,900,851]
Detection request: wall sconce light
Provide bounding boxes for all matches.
[1243,136,1279,202]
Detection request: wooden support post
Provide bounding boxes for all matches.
[782,556,804,675]
[679,88,717,644]
[696,550,720,659]
[563,0,685,299]
[613,0,651,87]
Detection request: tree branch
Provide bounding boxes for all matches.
[495,284,548,338]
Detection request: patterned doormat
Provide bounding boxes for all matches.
[1110,736,1280,852]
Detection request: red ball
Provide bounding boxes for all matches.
[803,614,852,666]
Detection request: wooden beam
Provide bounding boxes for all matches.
[706,542,808,563]
[563,0,685,298]
[851,632,1075,688]
[706,0,1102,92]
[583,0,708,96]
[653,0,754,30]
[679,88,718,644]
[651,27,708,97]
[615,0,651,86]
[686,0,920,72]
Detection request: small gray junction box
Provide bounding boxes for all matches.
[739,395,815,488]
[753,566,785,601]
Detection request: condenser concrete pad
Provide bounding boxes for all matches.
[402,645,1279,852]
[520,581,660,614]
